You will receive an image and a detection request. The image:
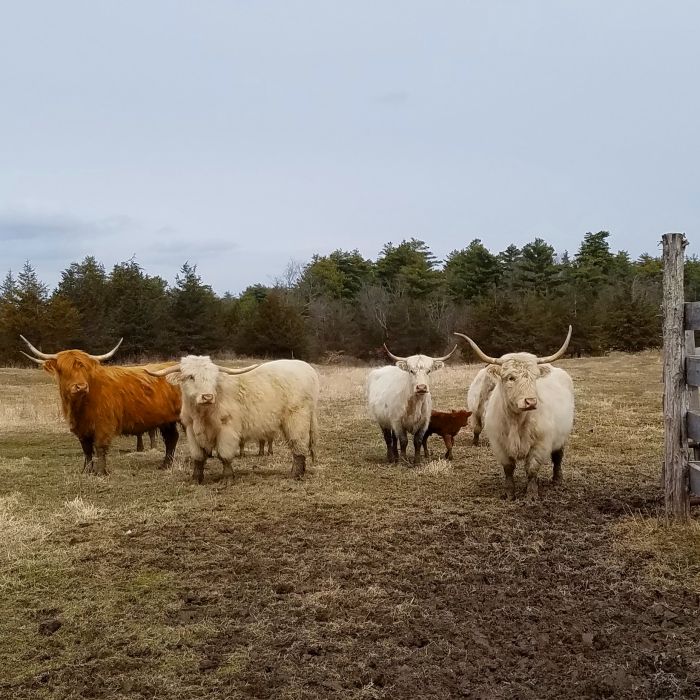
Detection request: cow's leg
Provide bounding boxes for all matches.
[502,461,516,501]
[524,456,541,501]
[192,459,206,484]
[148,428,157,450]
[412,428,426,466]
[281,418,308,479]
[267,439,274,456]
[382,428,394,463]
[258,440,265,457]
[444,434,454,461]
[136,434,145,452]
[397,429,409,462]
[422,433,430,459]
[472,413,482,446]
[219,458,235,486]
[159,422,179,470]
[94,445,109,476]
[391,432,399,462]
[80,436,94,473]
[238,438,245,458]
[184,424,206,484]
[552,448,564,484]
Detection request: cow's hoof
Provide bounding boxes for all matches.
[219,476,235,488]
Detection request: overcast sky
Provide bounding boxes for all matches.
[1,1,698,294]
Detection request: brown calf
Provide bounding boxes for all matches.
[421,409,472,460]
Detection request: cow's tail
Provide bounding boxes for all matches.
[309,410,318,463]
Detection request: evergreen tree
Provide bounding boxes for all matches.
[56,256,110,349]
[170,262,224,354]
[376,239,441,297]
[107,259,170,357]
[514,238,559,294]
[444,239,501,301]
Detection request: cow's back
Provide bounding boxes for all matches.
[222,359,318,439]
[94,368,182,437]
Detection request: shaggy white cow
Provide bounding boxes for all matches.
[454,328,574,500]
[466,366,496,446]
[148,357,319,484]
[367,344,456,465]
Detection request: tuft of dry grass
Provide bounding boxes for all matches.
[62,496,105,525]
[0,492,49,564]
[613,514,700,593]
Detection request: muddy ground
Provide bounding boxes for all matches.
[0,352,698,699]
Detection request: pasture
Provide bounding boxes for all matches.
[0,353,699,699]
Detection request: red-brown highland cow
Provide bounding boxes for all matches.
[20,336,181,476]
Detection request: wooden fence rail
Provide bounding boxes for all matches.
[661,232,700,520]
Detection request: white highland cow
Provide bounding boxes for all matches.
[148,356,319,484]
[454,327,575,501]
[466,366,496,446]
[367,344,456,465]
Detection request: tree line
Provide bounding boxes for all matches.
[1,231,697,365]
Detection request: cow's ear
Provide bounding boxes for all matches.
[166,372,183,385]
[42,359,57,376]
[432,360,444,371]
[396,360,408,371]
[538,365,552,377]
[486,365,501,379]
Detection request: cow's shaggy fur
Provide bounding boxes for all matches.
[467,366,496,446]
[172,356,319,484]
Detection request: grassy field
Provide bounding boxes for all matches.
[0,352,699,699]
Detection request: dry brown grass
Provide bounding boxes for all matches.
[0,351,698,699]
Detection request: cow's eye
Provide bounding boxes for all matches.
[184,375,195,381]
[507,375,515,382]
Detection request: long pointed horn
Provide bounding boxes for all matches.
[383,344,408,362]
[145,364,181,377]
[536,325,573,364]
[87,338,123,362]
[217,363,260,375]
[19,335,57,360]
[433,345,458,362]
[20,351,45,365]
[453,332,502,365]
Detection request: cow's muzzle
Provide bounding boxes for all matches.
[197,394,215,405]
[70,383,89,395]
[520,397,538,411]
[415,384,429,394]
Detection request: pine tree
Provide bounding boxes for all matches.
[170,262,224,354]
[444,240,501,301]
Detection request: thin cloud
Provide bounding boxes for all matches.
[373,90,409,106]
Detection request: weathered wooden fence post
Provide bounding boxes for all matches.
[661,232,690,520]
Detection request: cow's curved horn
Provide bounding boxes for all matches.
[145,364,181,377]
[217,363,260,376]
[20,351,45,365]
[19,335,57,360]
[536,325,573,364]
[383,344,408,362]
[87,338,123,362]
[453,332,501,365]
[433,345,458,362]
